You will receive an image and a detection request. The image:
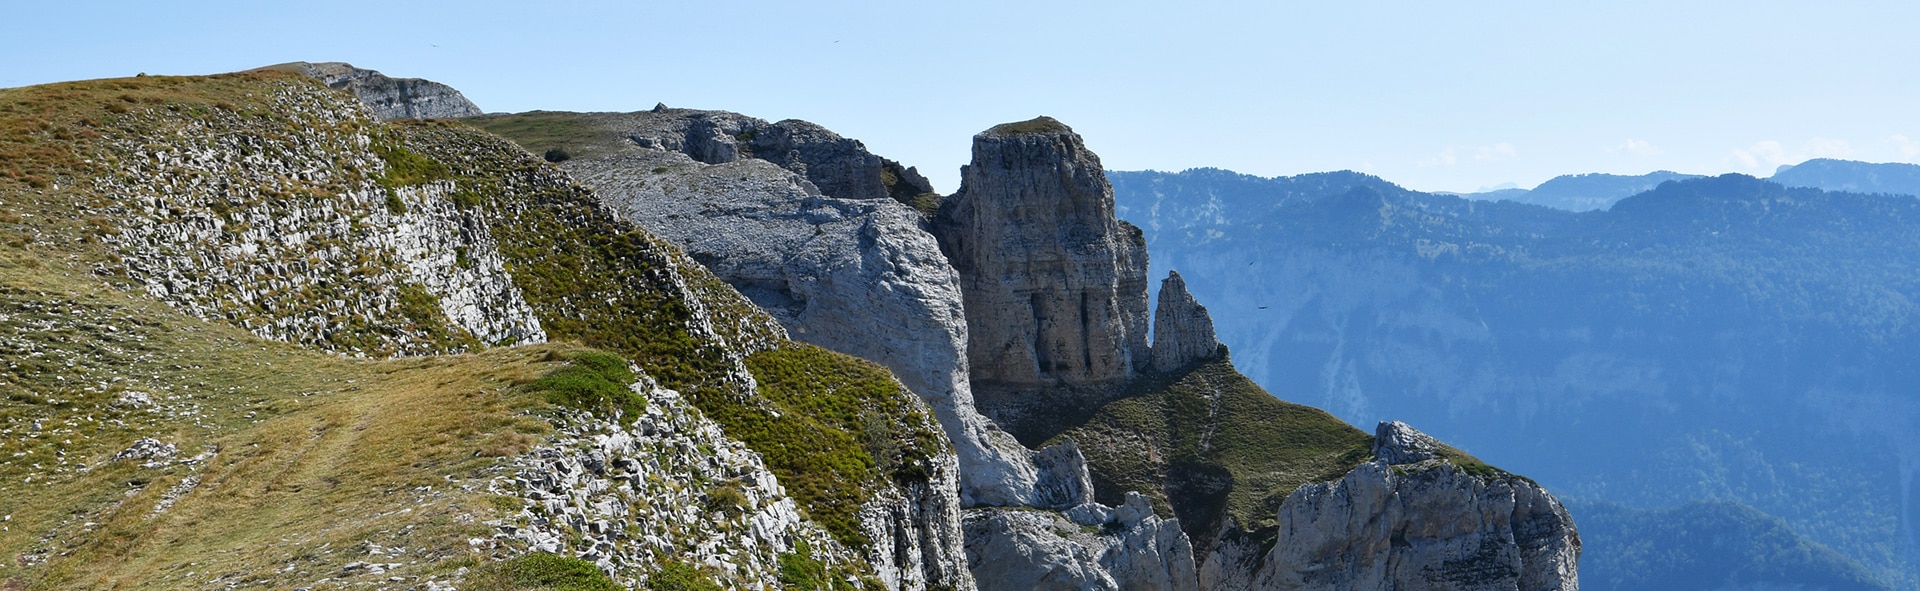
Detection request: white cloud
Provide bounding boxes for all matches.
[1728,138,1852,171]
[1419,143,1516,168]
[1474,142,1518,162]
[1417,147,1459,168]
[1729,140,1786,170]
[1888,135,1920,161]
[1605,139,1662,157]
[1806,137,1855,159]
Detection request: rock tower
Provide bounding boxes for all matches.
[932,117,1151,437]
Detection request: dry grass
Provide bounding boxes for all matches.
[0,249,581,590]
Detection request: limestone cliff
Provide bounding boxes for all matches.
[265,61,483,120]
[484,107,1065,513]
[931,117,1153,442]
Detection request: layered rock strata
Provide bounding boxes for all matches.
[1150,271,1220,372]
[930,117,1153,439]
[268,61,483,120]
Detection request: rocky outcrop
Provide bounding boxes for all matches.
[1149,271,1219,372]
[931,117,1152,437]
[1201,422,1582,591]
[596,109,935,209]
[964,492,1199,591]
[94,78,544,357]
[1375,420,1443,465]
[490,375,857,589]
[267,62,482,120]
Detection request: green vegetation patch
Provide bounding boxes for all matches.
[523,350,644,424]
[645,558,724,591]
[775,540,880,591]
[728,344,947,549]
[1046,356,1374,549]
[372,135,451,188]
[984,116,1070,136]
[465,111,632,162]
[471,552,620,591]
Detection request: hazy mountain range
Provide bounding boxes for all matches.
[1449,159,1920,211]
[1112,162,1920,590]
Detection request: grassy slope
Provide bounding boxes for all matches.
[464,112,634,163]
[1047,356,1374,548]
[0,246,578,590]
[1,69,943,571]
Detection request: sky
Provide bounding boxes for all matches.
[6,1,1919,194]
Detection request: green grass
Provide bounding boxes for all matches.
[984,116,1070,136]
[471,553,621,591]
[0,247,574,590]
[464,112,631,163]
[1046,355,1374,549]
[644,559,724,591]
[372,136,451,188]
[726,344,947,549]
[523,350,644,425]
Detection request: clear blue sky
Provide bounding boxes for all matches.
[8,1,1919,193]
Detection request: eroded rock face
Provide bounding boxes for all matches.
[964,492,1199,591]
[613,109,934,209]
[271,62,482,120]
[931,117,1152,435]
[565,119,1043,515]
[1149,271,1219,372]
[1201,428,1581,591]
[95,80,545,357]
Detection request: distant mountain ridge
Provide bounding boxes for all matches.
[1445,159,1920,213]
[1450,170,1705,211]
[1771,158,1920,197]
[1110,167,1920,589]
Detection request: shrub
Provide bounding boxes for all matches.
[704,481,748,517]
[778,541,828,591]
[474,553,619,591]
[524,350,644,423]
[646,559,724,591]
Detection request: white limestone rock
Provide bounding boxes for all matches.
[566,135,1046,511]
[1201,451,1581,591]
[269,61,483,120]
[964,492,1199,591]
[94,80,546,358]
[1375,420,1443,465]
